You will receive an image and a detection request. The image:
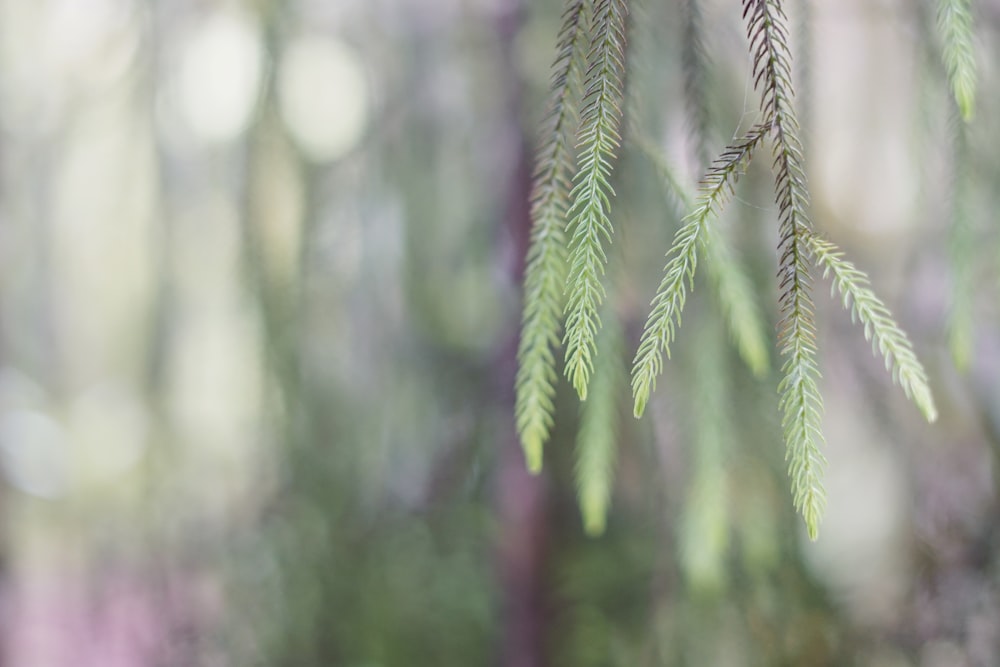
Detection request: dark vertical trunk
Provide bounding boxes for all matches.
[493,3,550,666]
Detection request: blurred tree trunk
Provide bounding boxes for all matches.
[494,3,550,666]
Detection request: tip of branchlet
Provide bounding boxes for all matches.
[523,439,543,474]
[582,497,607,537]
[912,385,938,424]
[958,91,975,123]
[633,396,647,419]
[921,402,939,425]
[583,515,606,537]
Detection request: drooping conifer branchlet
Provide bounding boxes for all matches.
[631,123,770,418]
[937,0,977,122]
[515,0,591,472]
[636,138,770,379]
[633,137,690,214]
[563,0,629,400]
[807,234,938,423]
[679,314,731,592]
[682,0,711,168]
[575,310,624,536]
[701,224,771,378]
[744,0,826,539]
[946,117,975,372]
[515,0,941,541]
[795,0,814,137]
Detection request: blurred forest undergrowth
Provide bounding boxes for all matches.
[1,0,1000,666]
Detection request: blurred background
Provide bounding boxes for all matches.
[0,0,999,664]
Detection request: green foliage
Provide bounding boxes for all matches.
[516,0,590,472]
[681,0,711,167]
[947,119,975,371]
[745,0,826,540]
[631,124,769,419]
[776,321,826,542]
[795,0,814,135]
[636,139,771,379]
[679,463,728,592]
[516,0,939,542]
[574,310,625,536]
[701,224,771,378]
[937,0,977,121]
[808,234,938,423]
[678,315,730,593]
[563,0,629,400]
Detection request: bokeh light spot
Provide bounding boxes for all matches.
[278,36,369,162]
[0,411,69,499]
[173,11,262,144]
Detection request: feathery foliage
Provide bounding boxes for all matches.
[744,0,825,539]
[635,138,770,378]
[701,224,771,378]
[679,315,730,593]
[621,0,651,138]
[633,137,692,214]
[632,123,770,418]
[808,234,938,423]
[795,0,814,137]
[515,0,942,544]
[937,0,977,122]
[574,310,624,536]
[681,0,711,168]
[515,0,591,472]
[680,462,728,592]
[563,0,629,400]
[947,117,975,372]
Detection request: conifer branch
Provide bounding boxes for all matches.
[807,234,938,423]
[680,464,728,591]
[622,0,651,140]
[744,0,825,539]
[777,322,826,542]
[631,123,770,418]
[795,0,814,139]
[564,0,629,400]
[701,225,771,378]
[632,137,691,214]
[682,0,711,168]
[937,0,977,122]
[575,310,624,536]
[515,0,591,472]
[635,138,771,378]
[947,116,975,372]
[679,315,730,592]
